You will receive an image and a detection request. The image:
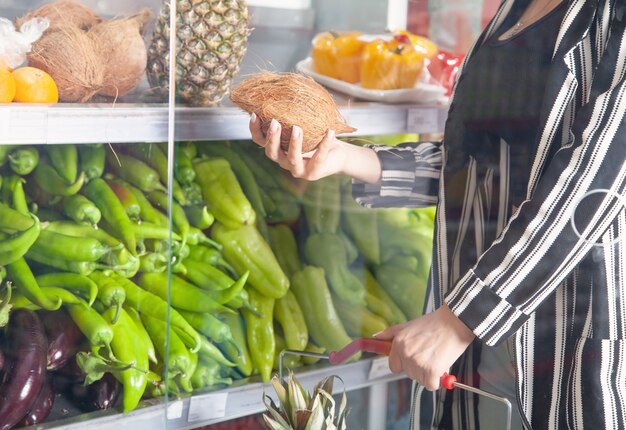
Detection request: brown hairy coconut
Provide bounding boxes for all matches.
[87,9,152,98]
[27,24,104,102]
[230,72,356,153]
[16,0,102,30]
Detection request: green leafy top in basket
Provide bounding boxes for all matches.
[263,372,350,430]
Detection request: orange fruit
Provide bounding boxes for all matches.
[12,67,59,103]
[0,62,16,103]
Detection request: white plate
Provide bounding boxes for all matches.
[296,58,448,105]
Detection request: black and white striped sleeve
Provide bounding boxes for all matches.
[351,141,442,208]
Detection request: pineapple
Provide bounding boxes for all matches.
[263,372,350,430]
[147,0,250,107]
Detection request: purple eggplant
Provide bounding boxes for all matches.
[68,372,121,412]
[0,309,47,430]
[39,309,84,371]
[18,376,55,426]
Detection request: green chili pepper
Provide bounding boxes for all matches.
[174,146,196,185]
[147,190,189,244]
[25,248,97,275]
[89,271,126,324]
[373,264,426,320]
[2,175,29,215]
[109,273,202,353]
[290,266,354,356]
[333,296,388,338]
[47,145,78,184]
[205,271,249,304]
[187,226,221,249]
[231,145,280,189]
[8,146,39,175]
[33,157,86,196]
[11,286,81,309]
[273,331,301,370]
[242,288,275,382]
[78,144,105,181]
[44,221,120,249]
[106,179,141,221]
[31,228,108,262]
[36,272,99,307]
[105,152,166,193]
[0,215,40,266]
[139,252,169,273]
[181,182,204,206]
[193,158,256,229]
[178,351,199,393]
[7,257,62,310]
[342,187,380,264]
[103,307,149,413]
[0,201,35,233]
[302,175,341,234]
[217,312,253,377]
[183,259,234,291]
[178,309,241,354]
[304,232,366,305]
[187,245,235,276]
[267,224,302,279]
[66,300,114,352]
[191,356,232,390]
[0,145,16,167]
[63,194,102,227]
[120,143,187,205]
[301,343,326,365]
[362,268,407,324]
[198,335,235,367]
[137,272,233,314]
[183,204,214,230]
[338,230,359,265]
[141,313,191,377]
[274,290,308,351]
[197,144,267,219]
[111,179,168,226]
[212,223,289,299]
[132,222,181,242]
[125,306,157,364]
[84,178,136,255]
[178,141,197,159]
[225,288,258,315]
[264,188,301,224]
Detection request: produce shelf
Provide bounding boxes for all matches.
[35,356,403,430]
[0,102,448,145]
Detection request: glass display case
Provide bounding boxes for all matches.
[0,1,447,429]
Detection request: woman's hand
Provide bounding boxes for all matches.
[249,114,383,184]
[375,305,476,390]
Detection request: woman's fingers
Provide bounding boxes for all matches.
[249,113,265,146]
[264,119,283,161]
[286,125,305,177]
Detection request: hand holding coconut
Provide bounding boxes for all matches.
[249,113,382,184]
[233,71,382,184]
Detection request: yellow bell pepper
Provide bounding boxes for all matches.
[360,37,425,90]
[311,32,366,83]
[393,29,439,59]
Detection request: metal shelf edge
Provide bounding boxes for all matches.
[0,103,447,144]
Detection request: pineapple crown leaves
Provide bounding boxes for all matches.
[263,372,350,430]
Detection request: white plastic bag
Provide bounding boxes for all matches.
[0,17,49,69]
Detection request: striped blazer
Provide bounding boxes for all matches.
[353,0,626,428]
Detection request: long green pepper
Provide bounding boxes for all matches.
[242,288,275,382]
[89,271,126,324]
[193,158,256,229]
[84,178,137,255]
[212,223,289,299]
[78,144,105,181]
[33,157,85,196]
[218,312,253,377]
[63,194,102,227]
[0,215,40,266]
[274,290,308,351]
[36,272,99,307]
[7,258,61,310]
[109,273,202,352]
[47,145,78,184]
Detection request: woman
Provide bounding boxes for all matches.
[249,0,626,428]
